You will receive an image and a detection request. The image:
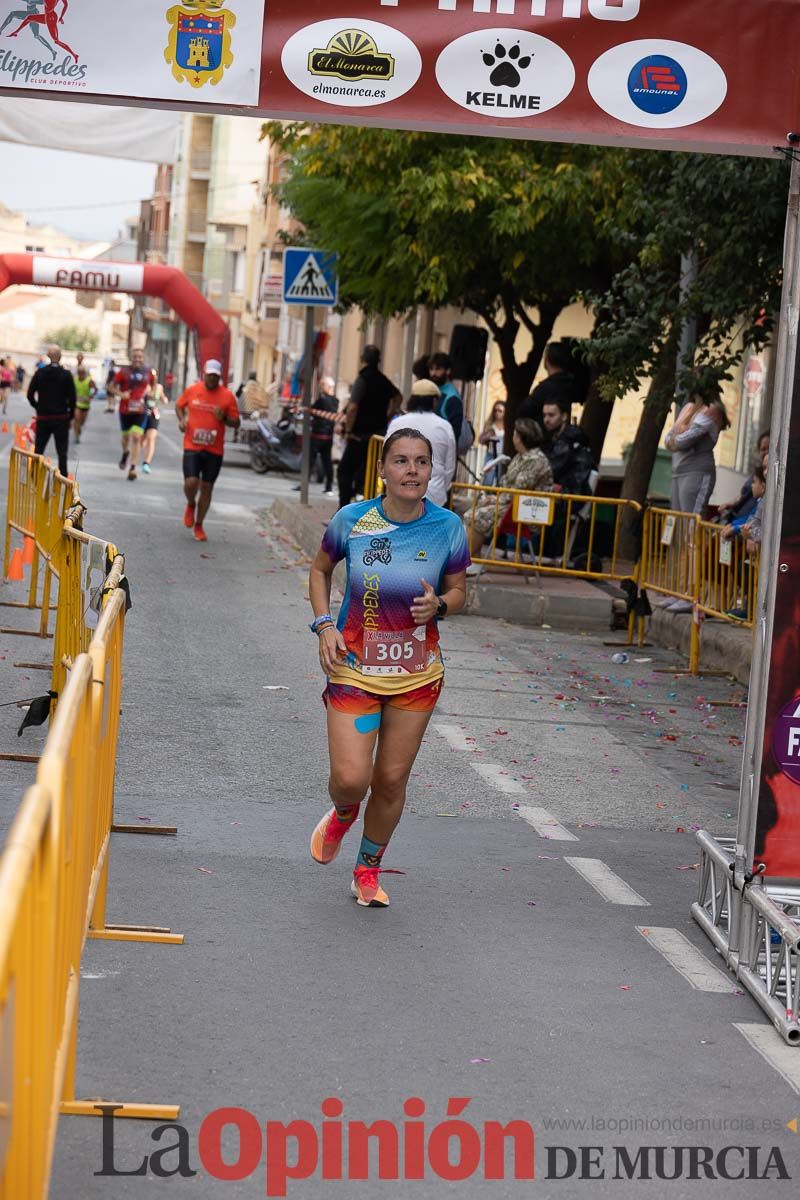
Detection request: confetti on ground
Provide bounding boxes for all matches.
[470,1058,491,1064]
[195,866,214,875]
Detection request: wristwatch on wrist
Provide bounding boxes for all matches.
[436,597,448,619]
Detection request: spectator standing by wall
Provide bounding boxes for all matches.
[337,344,401,508]
[479,400,506,485]
[312,375,339,497]
[518,343,577,427]
[664,392,730,517]
[429,352,464,443]
[386,379,457,507]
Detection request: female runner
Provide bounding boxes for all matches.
[308,428,469,907]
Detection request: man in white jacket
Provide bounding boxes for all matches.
[386,379,457,507]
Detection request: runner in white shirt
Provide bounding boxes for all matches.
[386,379,456,508]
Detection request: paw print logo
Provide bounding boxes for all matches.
[482,41,532,89]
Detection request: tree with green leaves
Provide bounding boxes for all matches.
[585,152,787,525]
[266,123,628,431]
[43,325,99,353]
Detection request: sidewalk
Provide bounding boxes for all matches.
[273,490,755,683]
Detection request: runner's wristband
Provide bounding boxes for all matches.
[310,613,334,635]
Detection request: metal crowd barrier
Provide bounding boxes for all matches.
[697,518,760,627]
[2,448,76,638]
[453,481,641,584]
[0,446,183,1197]
[639,505,760,673]
[363,433,384,500]
[0,585,182,1199]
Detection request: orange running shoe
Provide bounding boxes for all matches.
[193,524,208,542]
[351,866,389,908]
[310,806,359,864]
[183,503,195,528]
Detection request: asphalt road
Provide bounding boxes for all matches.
[2,392,798,1198]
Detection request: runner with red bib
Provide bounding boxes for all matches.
[308,429,469,908]
[115,347,150,481]
[175,359,240,542]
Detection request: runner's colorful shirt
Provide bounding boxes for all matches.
[176,382,239,455]
[114,366,149,416]
[321,497,470,695]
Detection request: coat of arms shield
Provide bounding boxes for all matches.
[165,2,235,88]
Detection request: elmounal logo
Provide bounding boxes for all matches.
[628,54,687,115]
[436,28,574,120]
[588,39,727,129]
[308,29,394,83]
[282,18,420,107]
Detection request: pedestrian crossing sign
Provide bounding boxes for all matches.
[282,248,339,307]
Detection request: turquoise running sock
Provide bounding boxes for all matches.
[355,834,387,870]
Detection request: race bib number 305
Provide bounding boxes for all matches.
[362,628,426,676]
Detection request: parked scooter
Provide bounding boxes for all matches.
[249,413,324,480]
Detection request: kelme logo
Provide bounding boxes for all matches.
[435,28,574,120]
[308,29,394,83]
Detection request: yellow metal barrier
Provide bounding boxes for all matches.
[453,481,641,584]
[50,516,119,702]
[697,519,760,627]
[0,639,182,1195]
[638,505,760,673]
[363,433,385,500]
[2,448,76,636]
[0,784,57,1198]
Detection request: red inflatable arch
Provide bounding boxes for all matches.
[0,252,229,379]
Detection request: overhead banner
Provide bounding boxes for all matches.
[263,0,799,155]
[0,1,798,156]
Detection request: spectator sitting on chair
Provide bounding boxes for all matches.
[721,464,766,543]
[716,430,769,527]
[465,418,552,576]
[542,398,595,496]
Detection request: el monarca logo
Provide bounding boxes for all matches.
[309,28,394,82]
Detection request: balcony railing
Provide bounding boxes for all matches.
[190,149,211,174]
[186,210,208,238]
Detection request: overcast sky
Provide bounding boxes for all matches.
[0,145,156,242]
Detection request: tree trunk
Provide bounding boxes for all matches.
[618,351,676,561]
[579,374,614,463]
[497,304,561,454]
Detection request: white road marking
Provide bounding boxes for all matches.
[735,1024,800,1095]
[433,723,478,751]
[96,508,254,525]
[565,857,650,906]
[636,926,733,991]
[516,805,578,842]
[471,762,526,794]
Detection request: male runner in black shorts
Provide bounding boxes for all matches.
[175,359,240,542]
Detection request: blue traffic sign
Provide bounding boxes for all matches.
[282,248,338,307]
